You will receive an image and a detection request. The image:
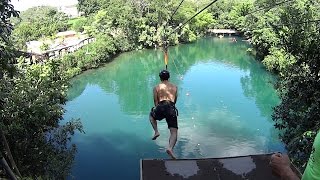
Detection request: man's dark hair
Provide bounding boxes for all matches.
[159,70,170,81]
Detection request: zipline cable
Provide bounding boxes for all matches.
[169,0,185,23]
[169,0,219,36]
[242,0,320,30]
[162,0,220,70]
[162,0,186,70]
[163,0,199,125]
[280,19,320,26]
[245,0,295,16]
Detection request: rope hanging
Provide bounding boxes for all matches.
[164,49,168,70]
[162,0,220,70]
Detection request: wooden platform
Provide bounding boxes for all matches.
[207,29,239,35]
[141,154,300,180]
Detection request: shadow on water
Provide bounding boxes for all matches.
[71,132,167,179]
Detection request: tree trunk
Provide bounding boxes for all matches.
[0,157,17,180]
[0,129,22,177]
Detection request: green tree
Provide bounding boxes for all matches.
[271,0,320,170]
[69,17,89,32]
[1,1,83,178]
[11,6,69,49]
[229,0,320,171]
[228,1,254,30]
[78,0,103,16]
[0,0,19,76]
[1,61,83,178]
[193,10,214,34]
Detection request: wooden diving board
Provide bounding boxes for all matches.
[140,154,301,180]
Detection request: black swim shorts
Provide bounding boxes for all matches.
[150,100,178,129]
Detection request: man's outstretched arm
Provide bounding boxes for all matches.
[270,153,300,180]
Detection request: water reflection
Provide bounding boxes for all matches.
[65,37,284,179]
[68,38,273,114]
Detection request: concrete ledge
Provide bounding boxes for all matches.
[141,154,300,180]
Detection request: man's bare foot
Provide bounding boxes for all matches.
[152,132,160,140]
[166,149,176,159]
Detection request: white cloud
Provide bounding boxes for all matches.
[11,0,78,11]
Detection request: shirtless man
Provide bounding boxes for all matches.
[149,70,178,159]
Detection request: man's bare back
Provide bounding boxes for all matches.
[154,81,177,105]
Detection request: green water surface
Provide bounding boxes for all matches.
[64,37,284,179]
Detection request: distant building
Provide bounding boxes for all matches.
[56,30,77,39]
[26,30,89,53]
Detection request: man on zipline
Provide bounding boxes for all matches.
[149,70,178,159]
